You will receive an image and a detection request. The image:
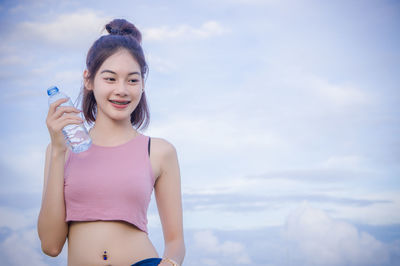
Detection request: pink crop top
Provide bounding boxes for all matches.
[64,133,155,234]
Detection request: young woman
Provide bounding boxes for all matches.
[37,18,185,266]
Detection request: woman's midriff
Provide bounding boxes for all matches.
[67,220,159,266]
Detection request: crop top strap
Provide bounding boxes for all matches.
[148,137,151,157]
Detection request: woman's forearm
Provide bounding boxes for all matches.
[162,238,186,265]
[37,146,69,257]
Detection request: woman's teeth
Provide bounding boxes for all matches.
[110,100,130,105]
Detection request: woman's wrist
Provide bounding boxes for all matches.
[50,144,67,156]
[161,257,179,266]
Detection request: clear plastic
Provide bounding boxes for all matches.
[47,86,92,153]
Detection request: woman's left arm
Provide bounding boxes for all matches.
[154,140,185,265]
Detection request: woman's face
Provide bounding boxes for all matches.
[86,49,143,123]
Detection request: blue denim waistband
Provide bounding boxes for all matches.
[131,257,162,266]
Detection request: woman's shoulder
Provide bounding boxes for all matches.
[148,136,177,156]
[150,136,175,152]
[148,136,179,182]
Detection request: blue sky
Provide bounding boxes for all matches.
[0,0,399,265]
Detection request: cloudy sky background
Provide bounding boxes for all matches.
[0,0,399,265]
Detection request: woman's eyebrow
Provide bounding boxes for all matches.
[100,69,141,76]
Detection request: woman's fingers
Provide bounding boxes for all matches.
[46,98,84,151]
[56,117,84,131]
[47,110,83,131]
[46,108,80,128]
[49,115,84,132]
[52,106,81,120]
[48,98,81,118]
[48,98,68,115]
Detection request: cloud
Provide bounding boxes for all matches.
[0,144,45,194]
[150,111,286,159]
[320,155,364,169]
[193,230,251,265]
[14,14,228,46]
[184,223,400,266]
[0,225,68,266]
[257,66,374,116]
[248,166,369,183]
[0,55,30,66]
[284,202,390,266]
[1,88,43,101]
[143,21,230,41]
[0,229,48,266]
[304,74,372,107]
[146,54,178,74]
[203,0,281,6]
[16,10,110,48]
[0,207,37,230]
[183,192,390,213]
[246,154,375,183]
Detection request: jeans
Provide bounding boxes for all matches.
[131,257,162,266]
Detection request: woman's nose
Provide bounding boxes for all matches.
[114,82,128,95]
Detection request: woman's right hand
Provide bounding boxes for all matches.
[46,98,84,153]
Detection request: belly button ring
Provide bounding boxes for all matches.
[103,251,108,260]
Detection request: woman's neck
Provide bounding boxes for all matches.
[89,119,138,146]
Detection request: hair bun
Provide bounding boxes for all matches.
[105,19,142,44]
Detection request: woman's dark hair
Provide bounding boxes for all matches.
[81,18,149,130]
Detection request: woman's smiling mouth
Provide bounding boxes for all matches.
[109,99,131,108]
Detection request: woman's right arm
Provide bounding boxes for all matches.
[37,98,83,257]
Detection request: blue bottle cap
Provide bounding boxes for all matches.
[47,86,59,96]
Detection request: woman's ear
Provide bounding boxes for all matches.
[83,70,92,91]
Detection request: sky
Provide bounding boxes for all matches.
[0,0,399,265]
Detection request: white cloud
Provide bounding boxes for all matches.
[319,155,364,170]
[304,75,372,107]
[0,54,31,66]
[203,0,281,5]
[143,21,230,41]
[150,111,286,158]
[0,143,45,193]
[0,229,47,266]
[53,70,83,85]
[146,54,178,73]
[284,202,390,266]
[16,10,110,48]
[0,207,36,230]
[260,66,373,115]
[1,88,43,101]
[14,14,228,46]
[193,230,251,264]
[200,258,219,265]
[330,193,400,226]
[0,226,68,266]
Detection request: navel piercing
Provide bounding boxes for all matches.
[103,251,108,260]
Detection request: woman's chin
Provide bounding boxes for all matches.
[102,111,130,123]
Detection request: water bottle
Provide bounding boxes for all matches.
[47,86,92,153]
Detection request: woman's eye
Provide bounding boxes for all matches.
[129,79,139,83]
[104,77,115,81]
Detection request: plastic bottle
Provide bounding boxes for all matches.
[47,86,92,153]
